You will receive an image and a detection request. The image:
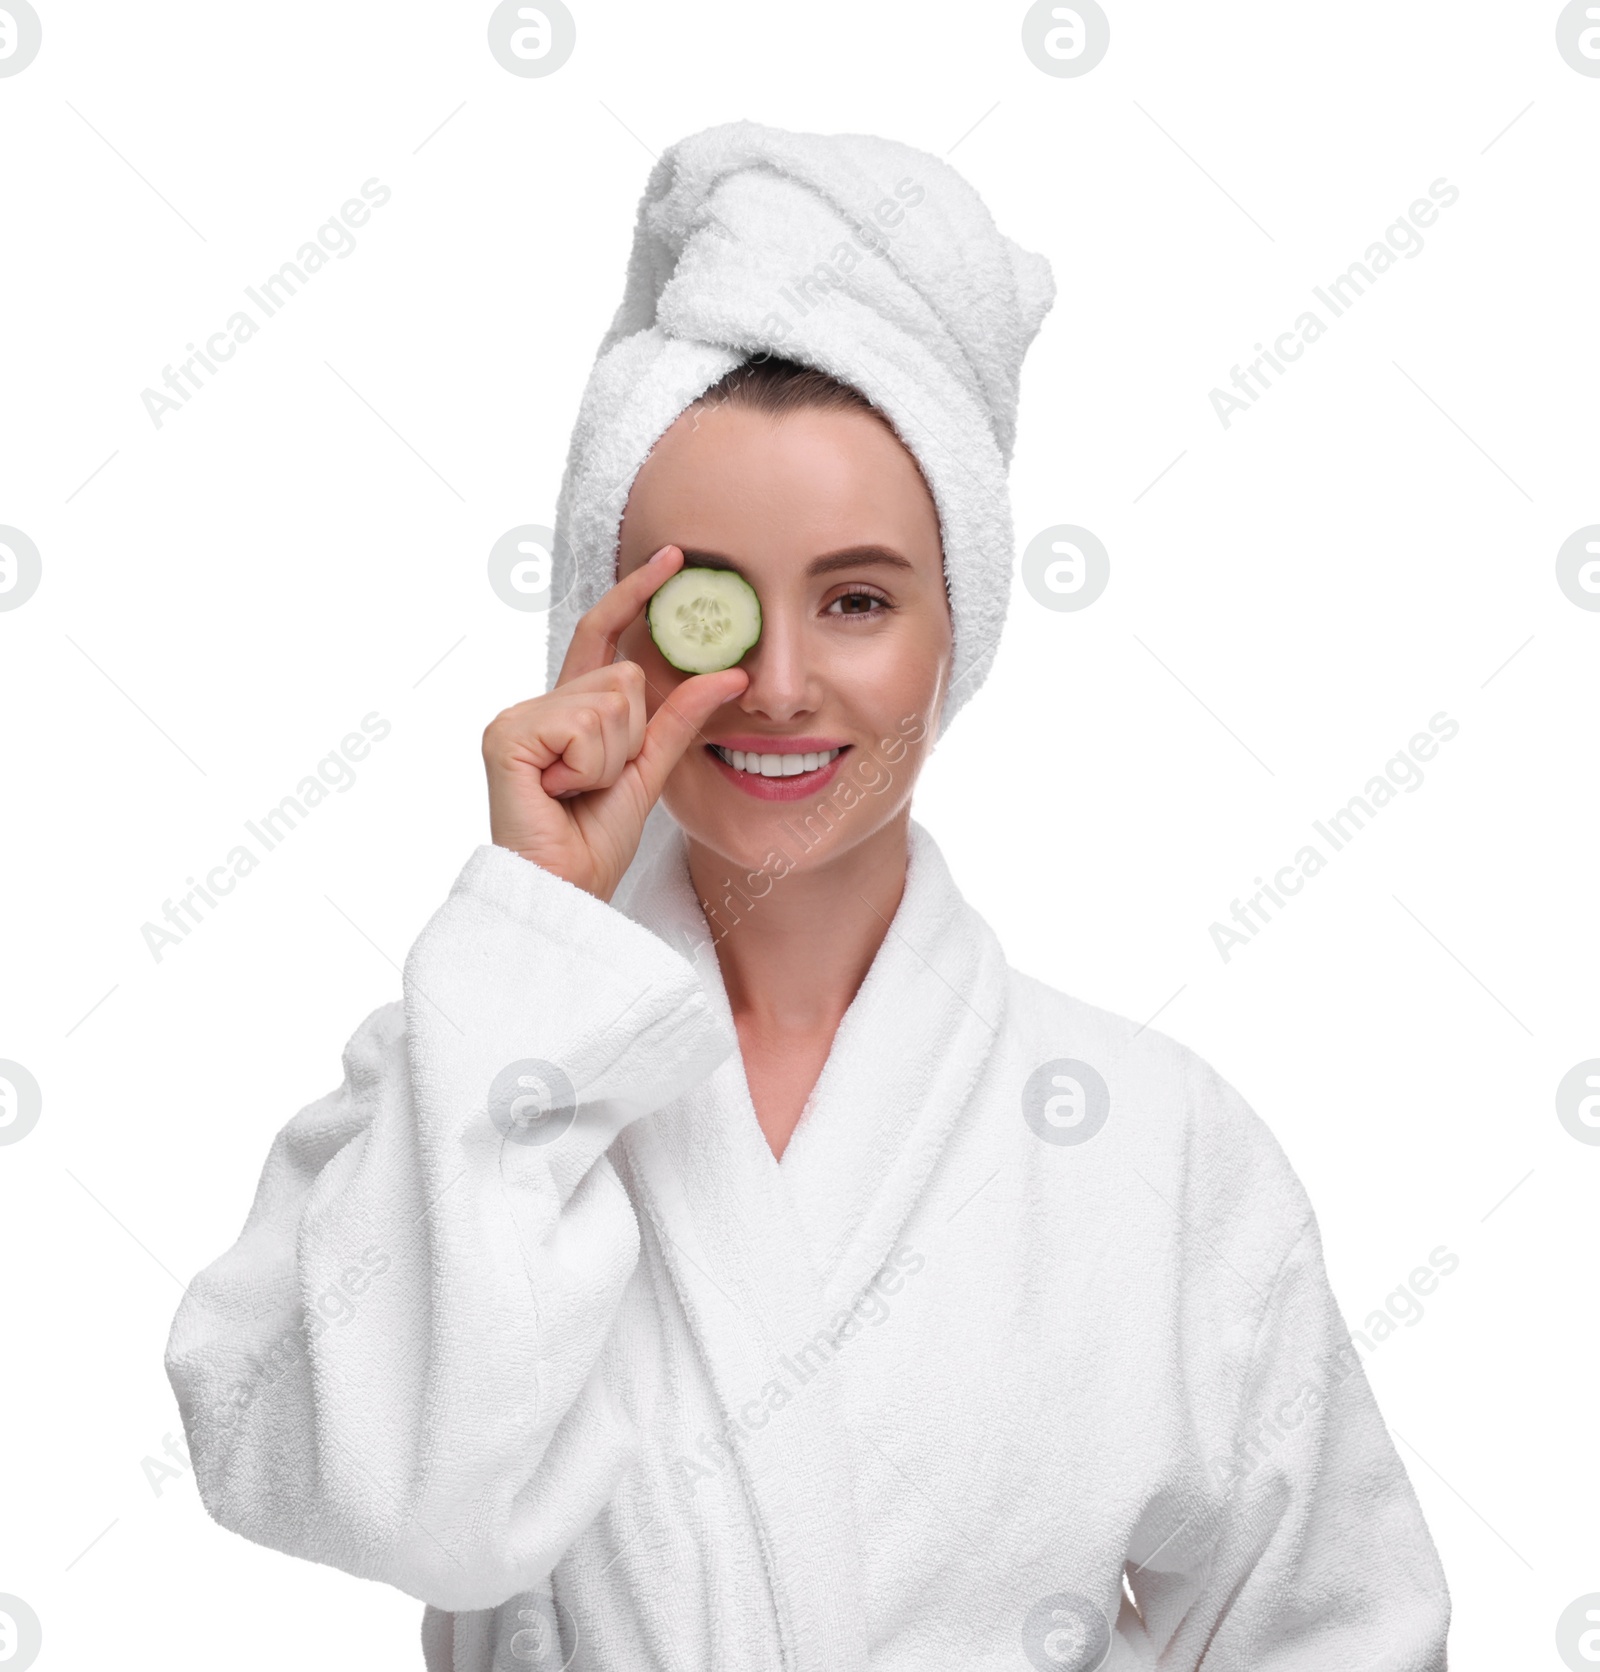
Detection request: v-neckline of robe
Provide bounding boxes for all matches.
[607,815,1010,1672]
[616,814,1011,1312]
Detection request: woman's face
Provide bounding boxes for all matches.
[614,394,952,877]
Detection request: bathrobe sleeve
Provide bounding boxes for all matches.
[1171,1210,1452,1669]
[164,843,736,1613]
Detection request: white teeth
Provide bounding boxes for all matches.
[713,745,842,778]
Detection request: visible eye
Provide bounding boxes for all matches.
[826,587,893,618]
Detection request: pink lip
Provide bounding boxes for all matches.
[704,742,850,801]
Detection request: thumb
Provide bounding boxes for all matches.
[632,669,748,804]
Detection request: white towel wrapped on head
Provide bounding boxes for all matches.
[543,118,1057,740]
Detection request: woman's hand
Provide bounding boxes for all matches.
[483,544,748,902]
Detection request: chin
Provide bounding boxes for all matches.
[664,787,805,875]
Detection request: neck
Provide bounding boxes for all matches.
[685,812,912,1035]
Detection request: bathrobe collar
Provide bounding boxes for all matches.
[612,816,1010,1672]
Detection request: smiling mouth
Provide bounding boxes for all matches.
[706,744,847,779]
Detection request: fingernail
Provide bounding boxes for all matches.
[649,544,675,565]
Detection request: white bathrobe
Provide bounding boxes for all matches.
[165,817,1451,1670]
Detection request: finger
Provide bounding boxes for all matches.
[556,543,685,686]
[597,658,648,758]
[536,703,611,799]
[540,693,633,797]
[619,659,648,762]
[629,667,749,805]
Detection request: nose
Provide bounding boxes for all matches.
[733,598,816,722]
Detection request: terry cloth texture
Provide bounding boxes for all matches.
[542,118,1057,743]
[165,818,1452,1670]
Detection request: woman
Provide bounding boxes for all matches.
[166,123,1451,1670]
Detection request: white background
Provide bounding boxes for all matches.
[1,2,1595,1667]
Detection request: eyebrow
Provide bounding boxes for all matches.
[675,544,916,579]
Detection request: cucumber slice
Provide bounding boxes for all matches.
[647,566,762,674]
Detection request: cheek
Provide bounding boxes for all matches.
[848,615,949,703]
[616,615,649,662]
[883,612,953,742]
